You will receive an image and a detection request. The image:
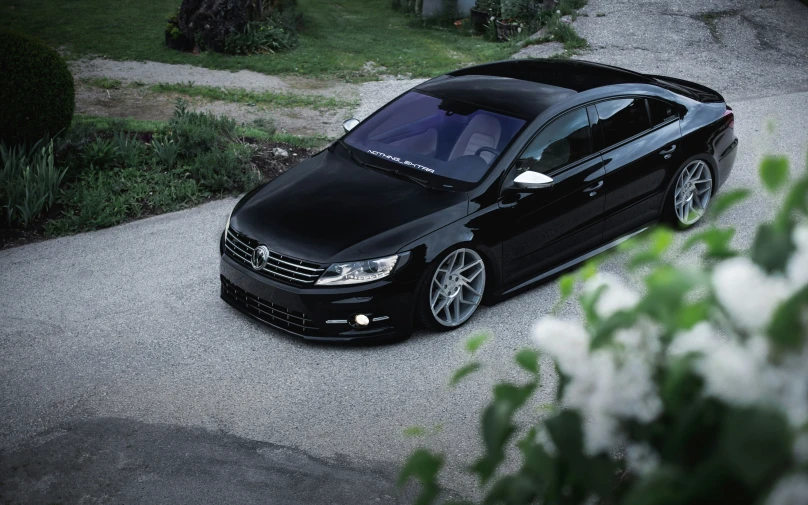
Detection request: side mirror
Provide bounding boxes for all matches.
[343,118,360,133]
[513,171,554,189]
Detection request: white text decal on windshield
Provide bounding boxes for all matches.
[367,150,435,173]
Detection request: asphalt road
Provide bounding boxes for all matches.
[2,1,808,503]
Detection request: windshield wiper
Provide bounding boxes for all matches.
[338,140,433,189]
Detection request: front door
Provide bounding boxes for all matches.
[497,107,606,286]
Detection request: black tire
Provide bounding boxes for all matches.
[662,155,716,229]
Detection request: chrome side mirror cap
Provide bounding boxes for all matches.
[513,171,554,189]
[342,118,360,133]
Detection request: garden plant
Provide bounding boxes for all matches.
[401,153,808,505]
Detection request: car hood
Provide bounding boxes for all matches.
[230,146,469,264]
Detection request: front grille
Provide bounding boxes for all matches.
[221,276,321,337]
[224,227,325,285]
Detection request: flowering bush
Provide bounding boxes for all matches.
[401,154,808,505]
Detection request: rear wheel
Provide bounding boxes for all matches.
[416,247,486,331]
[665,158,714,227]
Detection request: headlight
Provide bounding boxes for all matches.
[315,255,399,286]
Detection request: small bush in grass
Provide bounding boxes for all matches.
[151,135,180,168]
[1,139,68,227]
[0,30,75,145]
[113,132,145,167]
[82,137,117,169]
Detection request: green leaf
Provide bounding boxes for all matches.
[403,426,427,437]
[650,227,674,254]
[720,407,791,488]
[515,349,540,374]
[465,332,490,354]
[622,466,683,505]
[450,362,481,386]
[768,285,808,350]
[676,301,710,329]
[710,188,750,218]
[751,222,795,273]
[399,449,444,505]
[559,273,575,300]
[759,155,789,192]
[681,227,736,259]
[545,410,584,462]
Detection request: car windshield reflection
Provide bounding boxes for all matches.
[344,91,526,184]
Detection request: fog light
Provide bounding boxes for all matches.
[353,314,370,327]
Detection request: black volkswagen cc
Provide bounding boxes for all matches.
[220,59,738,342]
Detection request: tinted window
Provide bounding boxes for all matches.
[515,108,592,174]
[596,98,651,147]
[647,98,677,126]
[345,91,526,184]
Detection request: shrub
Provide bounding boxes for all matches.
[113,131,145,167]
[1,139,68,227]
[0,31,75,145]
[151,135,180,168]
[82,137,117,169]
[402,154,808,505]
[224,20,297,55]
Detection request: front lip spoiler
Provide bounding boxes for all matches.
[220,290,398,342]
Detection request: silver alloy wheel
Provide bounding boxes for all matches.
[429,248,486,327]
[674,160,713,225]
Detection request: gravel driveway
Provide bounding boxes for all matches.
[2,1,808,503]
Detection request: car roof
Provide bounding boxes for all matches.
[450,59,657,92]
[415,74,577,119]
[415,59,661,120]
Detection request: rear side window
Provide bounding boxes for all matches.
[515,108,592,174]
[647,98,678,126]
[596,98,651,148]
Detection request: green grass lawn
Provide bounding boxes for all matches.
[1,0,517,79]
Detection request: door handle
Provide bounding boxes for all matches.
[583,181,603,196]
[659,144,677,159]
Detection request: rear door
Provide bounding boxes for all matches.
[595,97,682,240]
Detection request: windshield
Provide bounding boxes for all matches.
[344,91,527,186]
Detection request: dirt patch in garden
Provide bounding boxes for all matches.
[75,83,350,137]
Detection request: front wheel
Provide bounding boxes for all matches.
[416,247,486,331]
[665,158,714,228]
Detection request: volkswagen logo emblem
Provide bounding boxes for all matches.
[251,245,270,271]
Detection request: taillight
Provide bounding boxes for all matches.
[723,108,734,128]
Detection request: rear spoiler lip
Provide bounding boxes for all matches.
[645,74,725,103]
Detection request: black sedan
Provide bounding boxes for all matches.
[220,59,738,342]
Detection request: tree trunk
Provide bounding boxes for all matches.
[178,0,260,52]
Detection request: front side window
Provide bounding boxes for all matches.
[596,98,651,148]
[344,91,526,185]
[514,108,593,175]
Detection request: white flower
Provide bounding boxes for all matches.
[670,324,770,407]
[532,317,590,377]
[625,443,660,475]
[668,322,723,357]
[490,15,495,20]
[787,224,808,289]
[556,9,561,14]
[699,336,768,406]
[584,273,640,318]
[713,256,790,332]
[765,474,808,505]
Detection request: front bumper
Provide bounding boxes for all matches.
[219,253,417,342]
